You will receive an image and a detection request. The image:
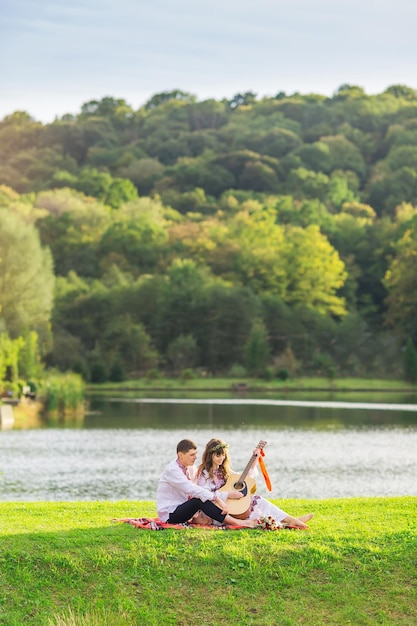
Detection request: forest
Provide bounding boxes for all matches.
[1,84,417,385]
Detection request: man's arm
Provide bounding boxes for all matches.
[163,463,218,503]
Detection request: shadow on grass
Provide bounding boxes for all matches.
[2,522,416,626]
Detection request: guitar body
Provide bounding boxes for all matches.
[218,473,257,519]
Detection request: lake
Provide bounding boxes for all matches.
[1,392,417,501]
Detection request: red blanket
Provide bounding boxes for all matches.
[113,517,296,531]
[113,517,250,530]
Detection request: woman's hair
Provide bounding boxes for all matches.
[197,438,231,480]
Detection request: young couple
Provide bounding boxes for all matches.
[156,437,313,529]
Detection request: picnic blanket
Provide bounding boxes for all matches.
[113,517,247,530]
[113,516,298,531]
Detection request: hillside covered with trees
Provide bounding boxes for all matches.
[1,84,417,384]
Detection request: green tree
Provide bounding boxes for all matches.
[294,141,332,173]
[76,116,119,164]
[228,91,257,110]
[79,97,135,130]
[403,338,417,383]
[244,320,271,377]
[17,328,43,379]
[384,85,417,99]
[0,111,42,153]
[385,145,417,171]
[320,135,366,178]
[216,207,288,294]
[385,168,417,214]
[284,225,347,316]
[151,259,215,355]
[239,161,280,192]
[276,196,334,231]
[73,167,113,200]
[0,209,54,337]
[254,128,302,159]
[213,150,278,182]
[286,168,330,201]
[326,175,357,209]
[118,158,164,195]
[105,178,138,209]
[333,84,367,101]
[203,285,260,372]
[102,318,159,374]
[260,293,300,355]
[0,333,23,384]
[46,329,86,374]
[188,100,228,131]
[384,225,417,336]
[166,187,215,215]
[166,157,235,196]
[167,334,198,374]
[144,90,196,110]
[36,188,111,277]
[98,203,168,274]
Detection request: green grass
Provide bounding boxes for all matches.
[88,376,416,393]
[1,498,417,625]
[40,372,85,415]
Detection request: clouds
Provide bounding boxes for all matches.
[1,0,417,122]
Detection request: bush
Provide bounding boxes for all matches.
[41,372,85,414]
[261,367,275,381]
[276,368,289,381]
[146,368,161,381]
[227,364,247,378]
[312,353,337,379]
[179,368,196,382]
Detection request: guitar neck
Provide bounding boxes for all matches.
[237,454,257,483]
[236,440,266,483]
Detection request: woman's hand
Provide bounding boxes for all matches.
[227,490,243,499]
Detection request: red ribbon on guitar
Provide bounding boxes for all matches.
[258,448,272,491]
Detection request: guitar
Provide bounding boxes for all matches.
[218,440,267,519]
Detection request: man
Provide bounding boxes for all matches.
[156,438,255,527]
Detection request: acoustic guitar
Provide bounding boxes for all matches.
[218,440,267,519]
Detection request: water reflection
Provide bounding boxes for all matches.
[85,396,417,429]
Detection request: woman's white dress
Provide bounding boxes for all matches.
[196,468,288,524]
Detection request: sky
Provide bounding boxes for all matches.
[2,0,417,123]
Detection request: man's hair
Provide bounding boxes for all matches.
[177,439,197,454]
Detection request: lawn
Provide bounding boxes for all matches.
[87,376,416,393]
[1,497,416,625]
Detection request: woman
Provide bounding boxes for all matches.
[195,438,313,529]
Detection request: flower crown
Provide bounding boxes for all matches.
[210,442,229,453]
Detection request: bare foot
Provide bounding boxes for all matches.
[298,513,314,523]
[191,511,213,526]
[281,515,309,529]
[240,518,258,528]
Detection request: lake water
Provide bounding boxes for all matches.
[1,393,417,501]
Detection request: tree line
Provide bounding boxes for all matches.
[1,84,417,385]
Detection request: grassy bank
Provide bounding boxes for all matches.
[87,376,417,394]
[1,498,416,625]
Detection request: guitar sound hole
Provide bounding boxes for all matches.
[233,482,244,490]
